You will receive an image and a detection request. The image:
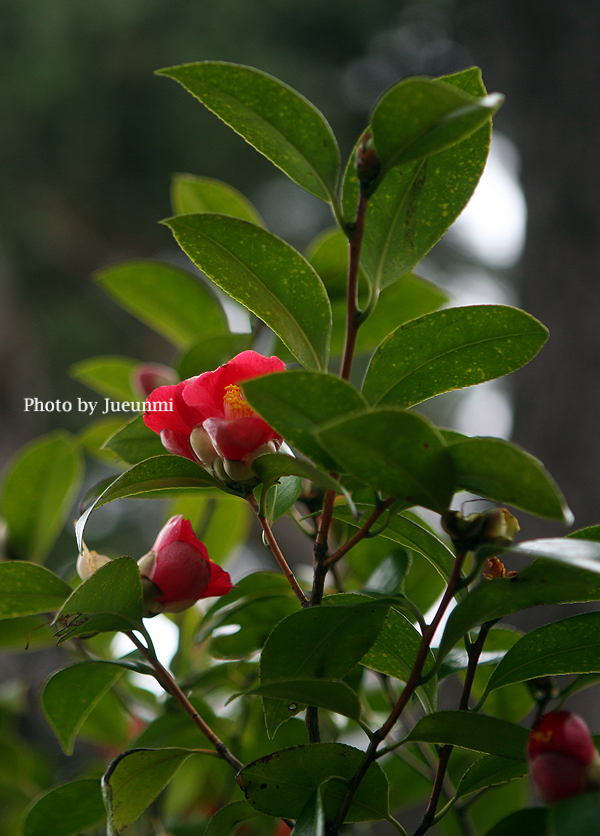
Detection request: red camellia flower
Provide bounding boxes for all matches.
[528,711,600,803]
[143,351,285,481]
[137,515,232,614]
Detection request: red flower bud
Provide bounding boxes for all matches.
[143,351,285,481]
[137,515,232,614]
[131,363,178,399]
[528,711,600,803]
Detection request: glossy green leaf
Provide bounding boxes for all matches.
[158,61,340,201]
[204,800,266,836]
[54,556,143,642]
[361,607,437,712]
[0,562,72,618]
[242,679,362,723]
[438,559,600,662]
[333,273,449,357]
[103,747,197,831]
[95,260,227,349]
[177,333,252,380]
[484,612,600,697]
[197,572,298,660]
[306,226,352,298]
[443,434,571,522]
[316,408,454,513]
[264,473,303,522]
[371,75,502,173]
[343,69,495,285]
[1,431,83,562]
[70,355,139,401]
[292,790,325,836]
[406,711,528,760]
[240,742,389,822]
[165,214,331,370]
[510,536,600,571]
[42,661,127,754]
[456,755,528,799]
[78,417,127,465]
[260,600,389,684]
[363,305,548,410]
[76,456,224,549]
[334,505,455,581]
[484,808,547,836]
[23,779,105,836]
[251,452,346,495]
[243,370,367,471]
[103,414,166,464]
[260,599,388,736]
[567,525,600,542]
[550,792,600,836]
[171,174,263,224]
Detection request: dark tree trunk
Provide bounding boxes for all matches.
[457,0,600,535]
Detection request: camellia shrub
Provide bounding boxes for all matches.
[4,60,600,836]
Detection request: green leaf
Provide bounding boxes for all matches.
[1,431,83,562]
[204,800,267,836]
[76,456,225,549]
[550,792,600,836]
[70,355,139,401]
[316,408,454,513]
[333,505,455,581]
[264,473,303,522]
[0,562,72,618]
[456,755,528,799]
[103,748,197,831]
[78,417,128,465]
[242,679,362,723]
[251,452,347,495]
[405,711,528,760]
[306,226,352,299]
[243,371,367,471]
[510,536,600,572]
[443,434,571,522]
[260,599,388,737]
[343,69,496,278]
[567,525,600,542]
[42,661,127,754]
[438,559,600,662]
[371,74,502,174]
[164,214,331,371]
[363,306,548,408]
[103,414,167,465]
[484,611,600,696]
[331,273,449,357]
[54,556,143,642]
[292,790,325,836]
[95,260,227,350]
[260,600,389,684]
[171,174,263,224]
[361,607,437,712]
[158,61,341,202]
[240,742,389,822]
[23,779,105,836]
[483,808,547,836]
[197,572,298,660]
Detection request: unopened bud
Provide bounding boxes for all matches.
[441,507,519,550]
[131,363,178,399]
[528,711,600,803]
[77,542,111,581]
[356,132,382,196]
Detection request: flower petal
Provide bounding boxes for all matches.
[203,416,281,461]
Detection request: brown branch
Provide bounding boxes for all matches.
[247,494,309,608]
[339,191,369,381]
[126,631,244,772]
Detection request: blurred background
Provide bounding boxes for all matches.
[3,0,600,537]
[2,0,600,831]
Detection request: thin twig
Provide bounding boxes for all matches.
[126,631,244,772]
[247,494,309,608]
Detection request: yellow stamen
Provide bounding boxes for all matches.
[223,384,255,419]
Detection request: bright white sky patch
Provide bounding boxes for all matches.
[448,133,527,269]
